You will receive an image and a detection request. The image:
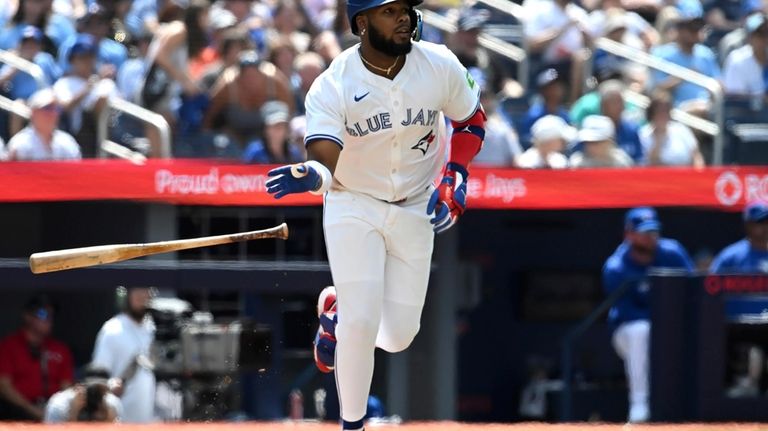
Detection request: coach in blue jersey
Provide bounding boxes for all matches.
[603,207,694,423]
[710,201,768,274]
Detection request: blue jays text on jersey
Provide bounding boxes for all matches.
[345,108,440,137]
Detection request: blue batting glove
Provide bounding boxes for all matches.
[426,162,468,234]
[266,163,322,199]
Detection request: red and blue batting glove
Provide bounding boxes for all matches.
[266,163,321,199]
[427,162,468,234]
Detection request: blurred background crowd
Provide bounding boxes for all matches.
[0,0,765,165]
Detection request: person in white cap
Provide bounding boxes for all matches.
[6,88,81,161]
[516,115,572,169]
[569,114,633,167]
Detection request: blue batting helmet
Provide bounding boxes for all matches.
[347,0,423,36]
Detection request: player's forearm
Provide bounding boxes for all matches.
[0,380,39,415]
[449,106,486,168]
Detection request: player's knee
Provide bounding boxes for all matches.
[378,323,420,353]
[337,315,379,344]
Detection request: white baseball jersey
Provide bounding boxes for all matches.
[304,41,481,203]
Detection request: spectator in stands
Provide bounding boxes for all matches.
[198,27,252,92]
[587,0,659,50]
[311,30,343,66]
[703,0,755,46]
[116,31,153,103]
[471,69,524,167]
[0,294,74,421]
[52,0,86,22]
[289,114,307,159]
[447,7,513,96]
[723,13,768,98]
[268,35,300,80]
[524,0,592,103]
[0,0,76,55]
[203,50,294,146]
[291,51,326,115]
[242,100,303,164]
[190,9,238,83]
[570,69,646,128]
[570,114,634,167]
[123,0,159,41]
[603,207,694,422]
[53,34,118,156]
[6,88,81,160]
[599,80,644,162]
[269,1,313,54]
[639,90,705,166]
[516,115,572,168]
[0,26,60,101]
[650,10,722,115]
[91,287,156,423]
[519,68,570,148]
[140,0,209,156]
[44,365,122,423]
[57,3,128,80]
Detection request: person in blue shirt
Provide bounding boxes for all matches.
[650,10,721,115]
[57,4,127,79]
[519,68,570,149]
[603,207,694,423]
[709,201,768,398]
[242,101,303,164]
[0,0,76,54]
[711,201,768,274]
[0,26,60,101]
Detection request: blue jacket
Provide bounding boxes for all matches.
[710,238,768,274]
[603,238,694,326]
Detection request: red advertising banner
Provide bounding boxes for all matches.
[1,160,767,210]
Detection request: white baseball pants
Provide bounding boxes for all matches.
[612,319,650,417]
[323,187,434,423]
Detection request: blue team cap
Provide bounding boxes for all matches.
[21,26,43,42]
[625,207,661,233]
[69,34,98,61]
[745,13,767,34]
[743,201,768,222]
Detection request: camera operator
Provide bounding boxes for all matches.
[91,287,156,423]
[44,365,122,423]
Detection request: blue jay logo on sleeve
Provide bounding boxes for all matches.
[411,129,435,155]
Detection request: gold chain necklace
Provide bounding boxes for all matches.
[359,49,400,76]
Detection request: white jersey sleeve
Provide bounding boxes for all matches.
[438,46,481,123]
[304,71,346,149]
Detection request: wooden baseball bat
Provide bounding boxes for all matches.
[29,223,289,274]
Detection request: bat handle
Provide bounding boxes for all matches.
[291,164,309,178]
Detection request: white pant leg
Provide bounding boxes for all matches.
[612,320,651,408]
[376,191,434,353]
[323,190,387,423]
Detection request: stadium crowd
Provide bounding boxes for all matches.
[0,0,764,164]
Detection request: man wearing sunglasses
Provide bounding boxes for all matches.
[5,88,82,161]
[0,295,74,421]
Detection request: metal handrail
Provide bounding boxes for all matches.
[476,0,527,21]
[559,268,692,421]
[0,94,30,119]
[0,49,47,89]
[97,97,172,159]
[593,38,725,164]
[421,9,528,88]
[623,90,720,136]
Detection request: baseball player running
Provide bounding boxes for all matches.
[265,0,485,428]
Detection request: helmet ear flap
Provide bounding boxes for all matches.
[410,9,422,41]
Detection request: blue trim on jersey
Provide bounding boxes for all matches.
[305,134,344,149]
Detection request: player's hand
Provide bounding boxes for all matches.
[427,162,468,234]
[266,163,322,199]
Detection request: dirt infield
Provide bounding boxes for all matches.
[1,422,768,431]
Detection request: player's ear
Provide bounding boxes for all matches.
[356,15,367,35]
